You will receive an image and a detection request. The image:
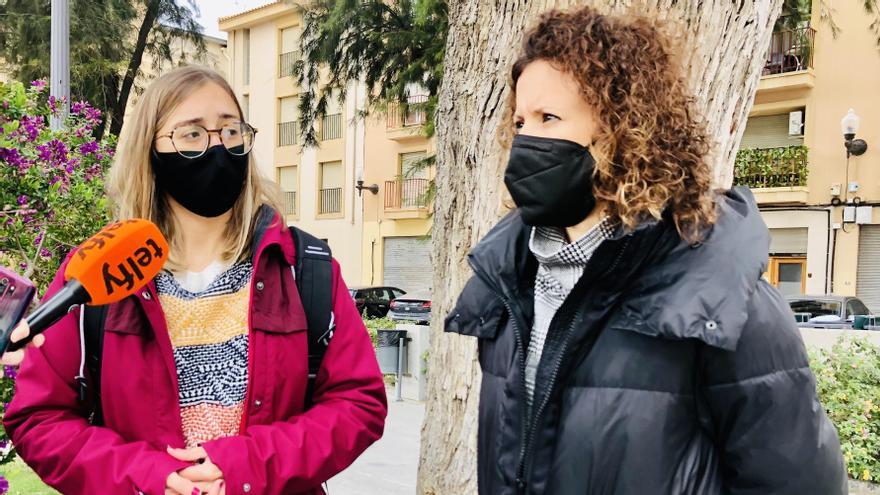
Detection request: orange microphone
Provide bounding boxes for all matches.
[6,219,168,352]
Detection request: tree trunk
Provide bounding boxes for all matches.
[109,0,161,137]
[419,1,783,493]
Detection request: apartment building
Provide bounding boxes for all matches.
[219,1,435,291]
[735,0,880,310]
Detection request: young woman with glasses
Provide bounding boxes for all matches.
[4,66,387,495]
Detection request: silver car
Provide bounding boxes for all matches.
[388,290,432,325]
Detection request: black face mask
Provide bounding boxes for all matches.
[503,134,597,227]
[151,144,249,218]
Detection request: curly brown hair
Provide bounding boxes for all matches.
[500,6,716,242]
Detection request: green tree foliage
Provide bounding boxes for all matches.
[292,0,448,146]
[0,0,205,137]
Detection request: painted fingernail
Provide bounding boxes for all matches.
[191,489,201,495]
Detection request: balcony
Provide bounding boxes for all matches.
[278,121,298,146]
[282,191,297,216]
[384,178,431,219]
[734,146,809,205]
[387,95,429,141]
[759,27,816,94]
[279,51,300,78]
[319,187,342,215]
[320,113,342,141]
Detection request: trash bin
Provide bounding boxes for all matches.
[854,315,868,330]
[377,329,408,374]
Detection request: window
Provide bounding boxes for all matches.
[741,112,805,149]
[391,288,406,299]
[364,288,386,304]
[278,166,297,215]
[279,26,301,77]
[401,151,428,179]
[404,85,428,126]
[242,29,251,85]
[386,151,430,210]
[376,289,392,305]
[847,299,871,318]
[278,97,298,146]
[789,299,840,319]
[319,161,343,215]
[767,257,806,297]
[321,90,343,140]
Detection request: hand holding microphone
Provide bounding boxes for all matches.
[1,219,169,354]
[0,322,44,366]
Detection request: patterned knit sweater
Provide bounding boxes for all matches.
[154,260,253,448]
[525,221,612,410]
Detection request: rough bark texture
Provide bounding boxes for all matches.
[419,1,784,494]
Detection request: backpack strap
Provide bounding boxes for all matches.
[82,304,107,426]
[289,226,335,409]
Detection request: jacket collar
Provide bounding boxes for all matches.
[608,188,769,350]
[251,204,296,267]
[466,187,769,350]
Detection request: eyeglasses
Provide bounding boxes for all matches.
[154,121,258,159]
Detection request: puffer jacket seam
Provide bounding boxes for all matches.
[704,365,811,390]
[565,384,695,397]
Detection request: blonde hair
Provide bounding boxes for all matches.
[107,65,283,270]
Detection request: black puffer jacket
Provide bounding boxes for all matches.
[446,188,846,495]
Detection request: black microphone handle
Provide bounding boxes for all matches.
[7,279,90,352]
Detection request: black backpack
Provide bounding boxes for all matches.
[77,227,334,426]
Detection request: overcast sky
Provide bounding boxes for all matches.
[192,0,272,39]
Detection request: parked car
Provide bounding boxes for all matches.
[350,286,407,318]
[388,290,432,325]
[787,295,876,329]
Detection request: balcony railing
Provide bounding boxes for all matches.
[387,95,429,129]
[282,191,297,215]
[384,178,431,210]
[733,146,809,189]
[279,51,300,78]
[278,121,298,146]
[763,27,815,75]
[321,113,342,140]
[319,187,342,214]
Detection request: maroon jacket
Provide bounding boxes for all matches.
[4,213,387,495]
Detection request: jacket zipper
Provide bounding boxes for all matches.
[520,304,582,486]
[518,238,630,492]
[469,237,630,494]
[468,261,531,492]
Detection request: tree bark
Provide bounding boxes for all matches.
[419,1,783,493]
[109,0,161,137]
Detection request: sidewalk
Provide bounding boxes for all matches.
[328,388,425,494]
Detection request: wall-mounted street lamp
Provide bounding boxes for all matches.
[355,171,379,197]
[842,109,868,158]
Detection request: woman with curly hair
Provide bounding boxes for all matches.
[445,7,846,494]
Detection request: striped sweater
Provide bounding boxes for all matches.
[154,260,253,448]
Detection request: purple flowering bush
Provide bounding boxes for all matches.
[0,79,113,293]
[0,79,114,467]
